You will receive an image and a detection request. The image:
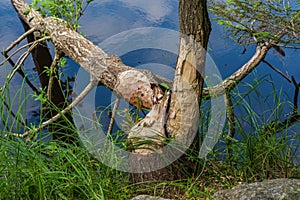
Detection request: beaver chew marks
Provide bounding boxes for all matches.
[115,70,155,109]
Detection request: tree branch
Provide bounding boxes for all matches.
[11,0,168,110]
[262,59,291,83]
[292,76,300,113]
[203,42,272,98]
[4,80,97,141]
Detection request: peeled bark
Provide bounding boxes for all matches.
[167,0,211,135]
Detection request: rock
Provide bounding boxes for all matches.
[213,178,300,200]
[131,195,171,200]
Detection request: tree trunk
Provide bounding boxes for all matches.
[167,0,211,137]
[19,18,76,144]
[129,0,211,181]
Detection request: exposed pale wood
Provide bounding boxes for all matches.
[127,91,170,154]
[167,0,211,140]
[10,0,278,105]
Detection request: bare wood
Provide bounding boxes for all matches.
[10,0,280,106]
[3,27,36,54]
[2,38,48,92]
[167,0,211,139]
[127,91,171,154]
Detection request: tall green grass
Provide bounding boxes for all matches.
[206,73,300,183]
[0,72,299,199]
[0,137,134,199]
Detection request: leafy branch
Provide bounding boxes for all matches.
[31,0,94,29]
[209,0,300,47]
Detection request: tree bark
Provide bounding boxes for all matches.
[129,0,211,182]
[167,0,211,136]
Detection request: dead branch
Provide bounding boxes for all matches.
[203,42,274,99]
[224,91,235,162]
[1,42,32,67]
[225,91,235,139]
[5,37,50,86]
[3,27,36,54]
[107,97,120,136]
[0,33,47,94]
[11,0,287,105]
[2,42,37,92]
[8,0,295,148]
[262,113,300,135]
[4,79,98,141]
[292,76,300,113]
[262,59,291,83]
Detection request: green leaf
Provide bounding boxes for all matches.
[160,83,170,90]
[23,9,30,15]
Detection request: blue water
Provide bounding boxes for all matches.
[0,0,299,163]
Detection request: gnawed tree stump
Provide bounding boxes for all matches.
[127,91,170,154]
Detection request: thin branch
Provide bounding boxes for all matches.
[1,55,39,94]
[1,45,37,93]
[3,27,36,54]
[262,113,300,135]
[4,80,97,140]
[1,36,50,67]
[6,37,50,84]
[25,81,97,141]
[0,37,50,94]
[203,42,272,99]
[262,59,291,83]
[107,97,120,137]
[292,76,300,113]
[225,90,236,163]
[225,91,235,139]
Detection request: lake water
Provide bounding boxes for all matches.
[0,0,299,163]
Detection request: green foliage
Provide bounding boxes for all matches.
[210,73,300,181]
[209,0,300,46]
[159,83,170,90]
[31,0,94,29]
[1,2,300,198]
[0,71,299,199]
[57,57,67,68]
[0,137,132,199]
